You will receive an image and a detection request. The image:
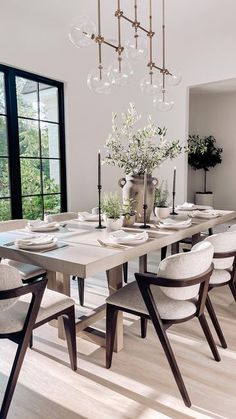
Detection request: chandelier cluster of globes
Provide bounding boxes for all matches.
[69,0,182,111]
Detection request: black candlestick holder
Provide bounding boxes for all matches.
[170,191,178,215]
[95,184,105,229]
[139,204,151,229]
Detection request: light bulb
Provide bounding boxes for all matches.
[87,67,112,95]
[69,16,96,48]
[140,72,159,96]
[125,35,147,61]
[153,89,174,112]
[166,69,182,86]
[109,59,134,87]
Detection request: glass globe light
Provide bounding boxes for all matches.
[69,16,96,48]
[109,59,134,87]
[125,35,147,61]
[87,67,112,95]
[153,89,174,112]
[140,72,159,96]
[166,69,182,86]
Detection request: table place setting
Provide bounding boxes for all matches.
[189,209,221,219]
[26,220,60,232]
[77,211,99,222]
[156,216,192,230]
[13,235,61,251]
[176,202,212,211]
[97,230,149,249]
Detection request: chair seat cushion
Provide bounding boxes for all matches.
[2,259,46,280]
[0,289,74,334]
[210,269,231,285]
[106,281,197,320]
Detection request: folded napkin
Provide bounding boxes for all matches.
[15,235,55,247]
[78,212,99,221]
[191,210,220,219]
[177,202,195,210]
[160,218,191,227]
[27,220,59,231]
[108,230,148,244]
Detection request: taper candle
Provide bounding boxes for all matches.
[143,172,147,206]
[172,167,176,194]
[98,150,101,186]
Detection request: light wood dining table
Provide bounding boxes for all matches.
[0,210,235,352]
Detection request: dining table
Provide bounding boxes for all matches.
[0,209,235,352]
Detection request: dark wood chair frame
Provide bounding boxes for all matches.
[205,250,236,349]
[106,264,221,408]
[0,276,77,419]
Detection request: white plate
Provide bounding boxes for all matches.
[108,230,149,245]
[158,221,192,230]
[16,238,58,251]
[27,224,60,232]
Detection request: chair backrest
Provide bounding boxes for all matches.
[0,265,22,311]
[204,230,236,269]
[0,219,28,232]
[157,241,214,300]
[45,212,78,223]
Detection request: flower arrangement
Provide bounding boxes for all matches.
[103,103,182,175]
[154,180,169,208]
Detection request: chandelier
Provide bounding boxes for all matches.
[69,0,181,111]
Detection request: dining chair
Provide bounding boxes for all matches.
[203,229,236,348]
[0,264,77,419]
[106,241,220,408]
[44,212,86,305]
[0,219,46,281]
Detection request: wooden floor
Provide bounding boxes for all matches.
[0,234,236,418]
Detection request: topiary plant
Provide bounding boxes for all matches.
[188,135,223,193]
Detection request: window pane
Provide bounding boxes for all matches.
[0,72,6,114]
[42,159,60,194]
[44,194,61,215]
[22,196,43,220]
[0,116,8,156]
[0,158,10,197]
[39,83,58,122]
[16,77,38,119]
[19,119,40,157]
[0,199,11,220]
[21,158,41,195]
[41,122,59,158]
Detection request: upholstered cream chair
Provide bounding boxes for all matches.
[106,241,219,408]
[0,264,77,419]
[203,228,236,348]
[0,219,46,281]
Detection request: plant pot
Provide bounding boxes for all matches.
[154,206,170,219]
[103,216,123,231]
[118,174,158,223]
[122,214,136,227]
[195,192,213,207]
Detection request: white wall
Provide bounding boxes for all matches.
[188,91,236,210]
[1,0,236,210]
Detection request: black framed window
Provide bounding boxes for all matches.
[0,65,67,220]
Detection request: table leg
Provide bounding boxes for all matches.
[106,265,123,352]
[139,254,147,273]
[192,233,201,246]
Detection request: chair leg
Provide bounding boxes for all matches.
[0,335,30,419]
[140,317,147,338]
[106,304,118,369]
[62,306,77,371]
[29,333,33,349]
[123,262,128,283]
[198,313,221,361]
[206,295,227,349]
[77,277,85,306]
[161,246,167,261]
[229,281,236,302]
[151,316,191,407]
